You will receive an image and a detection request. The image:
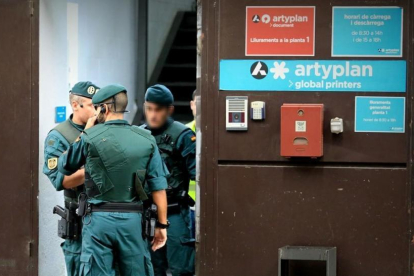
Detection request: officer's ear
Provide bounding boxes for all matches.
[143,103,147,115]
[102,104,109,115]
[168,105,174,116]
[190,100,196,111]
[71,100,80,111]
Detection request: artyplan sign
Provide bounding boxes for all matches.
[332,7,403,57]
[219,60,406,92]
[355,96,405,133]
[246,6,315,56]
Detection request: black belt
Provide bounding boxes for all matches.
[167,202,182,214]
[89,202,144,213]
[64,189,77,199]
[64,201,79,209]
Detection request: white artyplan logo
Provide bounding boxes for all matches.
[250,61,374,85]
[252,62,267,76]
[261,14,271,24]
[250,61,268,80]
[270,61,290,79]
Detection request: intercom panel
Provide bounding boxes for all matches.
[226,96,248,131]
[250,101,265,120]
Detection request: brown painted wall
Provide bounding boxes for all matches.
[0,1,39,276]
[198,0,413,275]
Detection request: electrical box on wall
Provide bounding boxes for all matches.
[281,104,324,158]
[226,96,248,131]
[251,101,265,120]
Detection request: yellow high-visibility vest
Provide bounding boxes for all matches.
[186,120,196,201]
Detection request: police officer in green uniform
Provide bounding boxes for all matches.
[142,84,196,276]
[58,84,169,276]
[43,81,99,276]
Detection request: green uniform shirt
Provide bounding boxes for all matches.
[176,129,196,182]
[43,115,84,191]
[143,118,196,182]
[58,120,168,203]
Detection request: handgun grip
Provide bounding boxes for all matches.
[53,205,66,218]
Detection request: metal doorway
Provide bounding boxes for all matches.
[198,0,413,275]
[0,1,39,276]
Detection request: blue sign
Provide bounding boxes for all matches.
[355,97,405,133]
[220,60,406,92]
[332,7,403,57]
[55,106,66,123]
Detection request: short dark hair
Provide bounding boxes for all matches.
[104,92,128,113]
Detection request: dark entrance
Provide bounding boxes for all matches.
[0,1,39,276]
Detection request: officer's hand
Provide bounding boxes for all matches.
[151,228,167,251]
[85,114,98,130]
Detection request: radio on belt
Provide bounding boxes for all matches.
[280,104,324,158]
[226,96,248,131]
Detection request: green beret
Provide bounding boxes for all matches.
[70,81,100,99]
[92,84,127,104]
[145,84,174,106]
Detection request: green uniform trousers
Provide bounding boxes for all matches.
[62,238,82,276]
[150,207,195,276]
[80,212,153,276]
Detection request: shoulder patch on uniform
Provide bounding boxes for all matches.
[191,136,196,142]
[47,139,55,146]
[47,158,58,170]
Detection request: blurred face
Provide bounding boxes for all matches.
[144,102,173,129]
[72,97,95,125]
[190,97,197,118]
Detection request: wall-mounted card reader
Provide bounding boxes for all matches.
[281,103,324,158]
[226,96,248,131]
[251,101,265,120]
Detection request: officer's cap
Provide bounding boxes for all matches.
[70,81,100,99]
[92,84,127,104]
[145,84,174,106]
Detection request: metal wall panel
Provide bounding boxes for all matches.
[199,0,413,275]
[216,166,408,275]
[217,0,410,164]
[218,92,408,163]
[0,1,39,276]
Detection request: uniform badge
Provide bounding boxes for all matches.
[87,86,96,95]
[47,158,58,170]
[191,136,196,142]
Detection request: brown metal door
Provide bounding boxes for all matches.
[0,1,38,276]
[199,0,413,275]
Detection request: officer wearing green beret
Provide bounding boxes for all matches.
[58,84,169,276]
[141,84,196,276]
[43,81,99,276]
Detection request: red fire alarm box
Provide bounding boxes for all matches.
[281,104,324,158]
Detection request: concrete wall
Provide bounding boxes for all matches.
[147,0,195,79]
[39,1,69,275]
[39,1,138,275]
